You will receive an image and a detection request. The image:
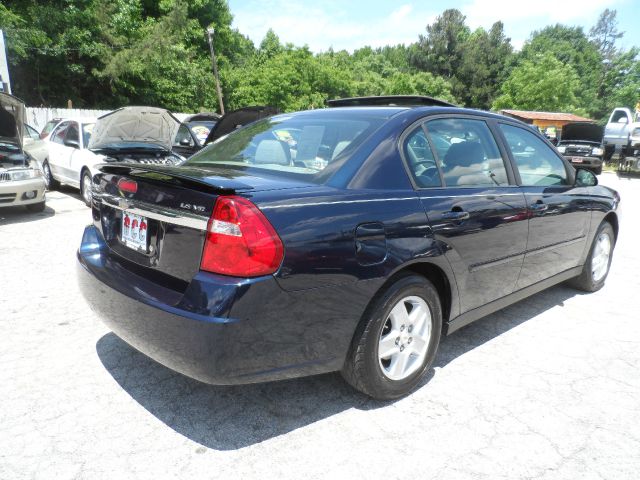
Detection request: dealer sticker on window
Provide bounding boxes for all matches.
[121,212,148,251]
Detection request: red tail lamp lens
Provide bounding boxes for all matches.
[200,196,284,277]
[118,178,138,194]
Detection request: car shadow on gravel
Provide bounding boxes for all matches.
[0,204,55,225]
[430,283,582,370]
[96,283,582,451]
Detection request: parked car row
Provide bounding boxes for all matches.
[77,95,620,399]
[22,106,278,207]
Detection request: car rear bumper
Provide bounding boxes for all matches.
[77,225,351,384]
[0,177,46,207]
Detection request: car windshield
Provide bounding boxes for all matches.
[187,122,216,146]
[184,112,387,181]
[41,119,60,138]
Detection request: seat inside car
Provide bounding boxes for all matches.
[254,139,291,165]
[443,141,485,186]
[331,140,350,160]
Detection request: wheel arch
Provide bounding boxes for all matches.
[403,262,454,327]
[374,260,457,331]
[603,211,619,243]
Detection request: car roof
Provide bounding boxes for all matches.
[275,106,410,120]
[327,95,456,108]
[55,117,97,124]
[185,112,221,122]
[288,105,525,125]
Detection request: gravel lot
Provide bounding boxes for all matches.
[1,174,639,480]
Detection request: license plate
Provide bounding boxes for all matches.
[121,212,148,251]
[571,157,583,163]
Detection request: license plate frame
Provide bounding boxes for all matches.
[571,157,584,163]
[121,211,149,252]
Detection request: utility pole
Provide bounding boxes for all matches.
[206,27,225,115]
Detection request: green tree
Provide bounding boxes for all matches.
[589,9,635,119]
[589,9,624,63]
[1,0,111,106]
[600,48,640,113]
[492,53,584,114]
[456,22,513,109]
[410,9,470,80]
[226,38,352,111]
[518,25,602,115]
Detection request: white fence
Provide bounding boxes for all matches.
[25,108,110,131]
[25,107,191,132]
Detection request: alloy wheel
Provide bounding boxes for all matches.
[82,173,92,204]
[378,295,432,381]
[591,232,611,282]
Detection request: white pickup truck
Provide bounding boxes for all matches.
[603,107,640,161]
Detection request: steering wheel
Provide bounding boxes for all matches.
[416,164,440,186]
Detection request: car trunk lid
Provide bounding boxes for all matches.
[93,163,311,287]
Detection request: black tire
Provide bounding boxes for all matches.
[568,222,615,292]
[594,166,602,175]
[25,201,46,213]
[341,274,442,400]
[80,169,92,207]
[42,161,59,190]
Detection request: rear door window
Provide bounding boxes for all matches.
[499,123,568,186]
[425,118,509,187]
[66,122,80,144]
[51,121,71,145]
[402,126,441,188]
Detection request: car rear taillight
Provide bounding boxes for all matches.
[200,196,284,277]
[118,178,138,194]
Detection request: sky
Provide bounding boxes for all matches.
[227,0,640,52]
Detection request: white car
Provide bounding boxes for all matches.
[0,93,47,212]
[37,117,98,205]
[36,107,183,206]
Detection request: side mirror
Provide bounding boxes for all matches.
[575,168,598,187]
[617,117,628,124]
[64,139,80,149]
[179,138,192,146]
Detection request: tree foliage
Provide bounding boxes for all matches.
[0,2,638,120]
[492,53,583,113]
[518,25,602,115]
[456,22,513,109]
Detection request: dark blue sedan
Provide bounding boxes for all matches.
[78,101,620,399]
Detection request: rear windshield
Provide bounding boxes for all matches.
[184,113,386,181]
